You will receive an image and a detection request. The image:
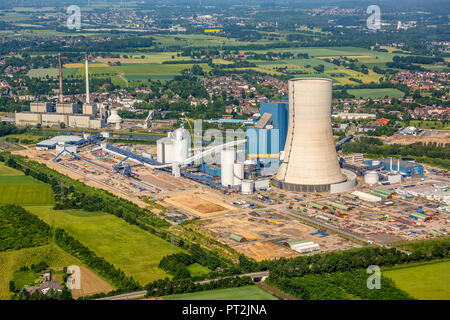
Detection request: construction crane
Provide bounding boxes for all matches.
[53,147,81,162]
[113,155,143,177]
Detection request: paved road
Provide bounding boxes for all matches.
[96,290,148,301]
[96,272,270,300]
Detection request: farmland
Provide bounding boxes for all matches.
[163,285,278,300]
[347,88,405,99]
[25,205,182,285]
[0,163,54,206]
[384,261,450,300]
[0,244,83,300]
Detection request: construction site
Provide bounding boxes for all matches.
[20,78,449,261]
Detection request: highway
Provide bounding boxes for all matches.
[96,272,269,300]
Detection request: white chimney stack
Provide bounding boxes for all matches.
[85,54,90,105]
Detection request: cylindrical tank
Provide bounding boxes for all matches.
[233,163,244,186]
[171,127,189,163]
[275,78,346,190]
[364,171,379,185]
[172,162,180,177]
[241,179,254,194]
[221,148,235,187]
[157,140,164,163]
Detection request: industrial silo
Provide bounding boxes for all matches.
[172,126,190,163]
[364,171,379,185]
[233,163,244,186]
[274,78,347,192]
[221,148,235,187]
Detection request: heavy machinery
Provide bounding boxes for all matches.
[113,155,144,177]
[53,147,81,162]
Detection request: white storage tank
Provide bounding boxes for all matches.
[241,179,254,194]
[233,163,244,186]
[364,171,379,185]
[156,137,173,164]
[221,148,235,187]
[171,126,189,163]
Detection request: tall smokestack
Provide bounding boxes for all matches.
[85,54,90,104]
[58,53,63,103]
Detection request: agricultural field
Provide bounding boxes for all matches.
[27,68,78,79]
[186,263,211,278]
[0,244,83,300]
[347,88,405,99]
[0,163,54,206]
[25,206,182,285]
[383,261,450,300]
[163,285,278,300]
[401,120,450,130]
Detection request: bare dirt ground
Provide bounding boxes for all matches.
[162,190,237,217]
[71,266,114,299]
[234,242,300,261]
[385,130,450,145]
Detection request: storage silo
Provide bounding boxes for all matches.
[241,179,254,194]
[221,148,235,187]
[274,78,346,192]
[233,163,244,186]
[172,126,190,163]
[364,171,379,185]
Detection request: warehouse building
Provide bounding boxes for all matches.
[36,135,85,150]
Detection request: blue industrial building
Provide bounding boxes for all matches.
[259,100,289,150]
[246,100,289,157]
[362,158,424,177]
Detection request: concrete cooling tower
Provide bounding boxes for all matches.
[274,78,356,192]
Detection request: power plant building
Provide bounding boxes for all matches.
[15,54,105,129]
[363,158,424,177]
[274,78,356,192]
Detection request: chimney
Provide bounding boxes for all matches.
[58,53,63,103]
[85,54,90,104]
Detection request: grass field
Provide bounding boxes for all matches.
[25,206,182,285]
[0,244,83,300]
[347,88,405,98]
[186,263,211,278]
[0,163,54,206]
[400,120,450,130]
[384,261,450,300]
[0,163,23,176]
[163,285,278,300]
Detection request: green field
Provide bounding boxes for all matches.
[401,120,450,130]
[347,88,405,98]
[0,163,23,176]
[186,263,211,278]
[0,163,54,206]
[25,206,182,285]
[384,261,450,300]
[0,244,84,300]
[164,285,278,300]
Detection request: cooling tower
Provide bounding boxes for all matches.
[274,78,346,192]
